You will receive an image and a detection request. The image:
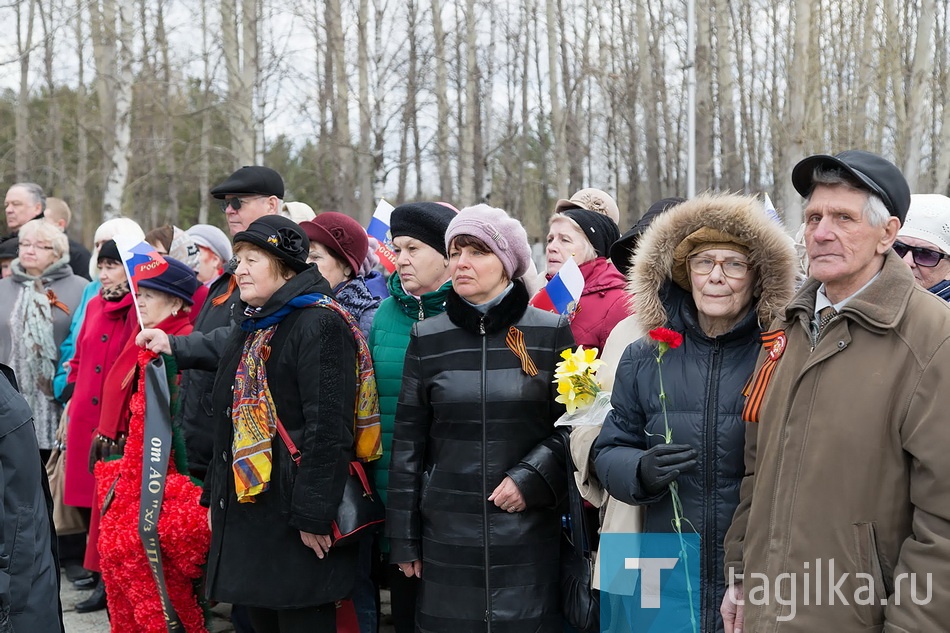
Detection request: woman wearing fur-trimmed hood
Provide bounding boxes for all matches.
[592,193,796,633]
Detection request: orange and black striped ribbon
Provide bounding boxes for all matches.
[46,289,71,315]
[741,329,785,423]
[505,326,538,377]
[211,275,238,307]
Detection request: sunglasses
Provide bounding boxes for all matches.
[893,240,950,268]
[219,195,265,212]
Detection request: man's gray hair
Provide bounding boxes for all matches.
[10,182,46,212]
[805,168,890,227]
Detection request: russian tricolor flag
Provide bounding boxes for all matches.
[530,257,585,316]
[762,193,783,226]
[113,235,168,291]
[366,199,397,273]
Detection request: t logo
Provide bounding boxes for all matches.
[624,557,680,608]
[600,533,700,632]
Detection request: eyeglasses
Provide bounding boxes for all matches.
[688,256,752,279]
[892,240,950,268]
[219,195,265,212]
[17,241,56,253]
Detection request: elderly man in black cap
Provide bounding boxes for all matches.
[721,150,950,632]
[170,165,286,484]
[211,165,284,236]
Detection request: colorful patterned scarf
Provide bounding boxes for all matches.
[231,326,280,502]
[231,292,382,502]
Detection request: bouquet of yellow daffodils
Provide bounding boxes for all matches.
[553,346,612,426]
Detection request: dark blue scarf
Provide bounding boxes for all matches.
[928,279,950,302]
[241,293,329,332]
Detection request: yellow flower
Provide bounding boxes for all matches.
[553,345,604,414]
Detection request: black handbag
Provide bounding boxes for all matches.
[559,430,600,633]
[277,419,385,547]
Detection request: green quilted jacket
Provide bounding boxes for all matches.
[368,273,451,516]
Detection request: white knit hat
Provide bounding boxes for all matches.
[899,194,950,255]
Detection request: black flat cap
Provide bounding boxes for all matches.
[211,166,285,200]
[791,150,910,223]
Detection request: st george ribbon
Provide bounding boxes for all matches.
[139,357,186,633]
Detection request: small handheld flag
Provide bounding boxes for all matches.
[114,235,169,328]
[762,194,783,226]
[530,257,584,316]
[367,199,397,273]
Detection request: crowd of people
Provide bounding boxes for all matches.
[1,148,950,633]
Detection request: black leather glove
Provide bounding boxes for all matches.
[638,443,698,496]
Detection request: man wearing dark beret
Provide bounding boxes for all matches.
[722,150,950,631]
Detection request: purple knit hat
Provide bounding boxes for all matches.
[445,204,532,279]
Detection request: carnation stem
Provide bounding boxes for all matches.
[656,348,698,633]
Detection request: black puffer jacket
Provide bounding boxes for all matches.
[200,267,359,609]
[386,281,574,633]
[174,268,242,481]
[593,194,796,633]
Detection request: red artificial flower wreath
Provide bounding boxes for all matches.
[95,350,211,633]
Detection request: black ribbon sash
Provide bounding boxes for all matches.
[140,357,185,633]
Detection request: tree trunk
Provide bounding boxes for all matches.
[40,2,67,196]
[100,0,135,219]
[74,8,93,243]
[156,0,180,225]
[15,0,37,181]
[695,2,713,192]
[637,0,661,202]
[431,0,452,200]
[198,0,212,224]
[714,0,742,190]
[458,0,477,205]
[545,0,568,198]
[778,0,812,224]
[357,0,374,217]
[901,0,936,190]
[327,0,355,212]
[221,0,256,165]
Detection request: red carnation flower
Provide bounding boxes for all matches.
[649,327,683,349]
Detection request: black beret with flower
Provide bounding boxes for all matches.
[234,215,311,273]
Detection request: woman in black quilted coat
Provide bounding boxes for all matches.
[386,204,574,633]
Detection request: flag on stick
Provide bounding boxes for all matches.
[530,257,584,316]
[762,194,783,226]
[114,235,169,328]
[367,199,397,273]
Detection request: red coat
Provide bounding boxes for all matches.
[64,292,137,508]
[567,257,632,353]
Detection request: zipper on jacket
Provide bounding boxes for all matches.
[702,339,723,633]
[480,330,492,631]
[417,299,425,321]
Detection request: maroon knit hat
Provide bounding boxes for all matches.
[300,212,369,275]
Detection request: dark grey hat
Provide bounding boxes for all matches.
[792,150,910,223]
[211,166,285,200]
